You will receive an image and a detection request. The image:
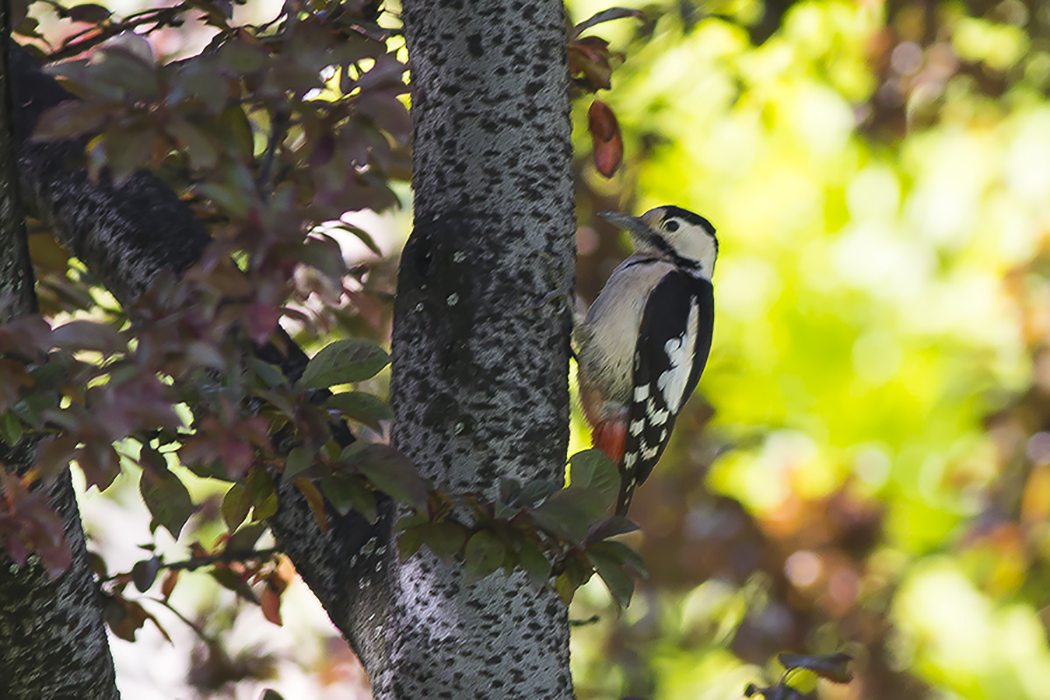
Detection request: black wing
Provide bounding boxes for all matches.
[616,271,714,515]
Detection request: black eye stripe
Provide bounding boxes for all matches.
[665,220,680,232]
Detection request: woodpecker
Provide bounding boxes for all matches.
[576,206,717,516]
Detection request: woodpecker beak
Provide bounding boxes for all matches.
[598,212,653,246]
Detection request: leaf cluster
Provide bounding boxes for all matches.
[397,449,648,607]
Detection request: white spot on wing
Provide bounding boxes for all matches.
[656,301,699,414]
[629,420,644,436]
[624,452,637,467]
[634,385,649,401]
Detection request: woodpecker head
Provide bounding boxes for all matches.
[600,206,718,279]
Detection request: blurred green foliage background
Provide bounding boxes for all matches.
[567,0,1050,698]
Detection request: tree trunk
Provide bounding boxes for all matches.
[0,6,120,697]
[358,1,577,696]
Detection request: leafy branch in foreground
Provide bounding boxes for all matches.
[393,449,648,608]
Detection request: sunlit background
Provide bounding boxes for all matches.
[21,0,1050,697]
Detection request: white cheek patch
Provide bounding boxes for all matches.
[655,302,699,414]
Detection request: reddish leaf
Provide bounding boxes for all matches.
[245,303,280,345]
[0,470,71,579]
[221,437,255,479]
[105,596,146,641]
[166,117,219,171]
[0,315,51,358]
[161,569,180,601]
[51,320,126,354]
[32,101,109,142]
[0,359,34,414]
[588,100,623,177]
[75,441,121,491]
[568,38,613,91]
[260,583,282,626]
[36,435,78,479]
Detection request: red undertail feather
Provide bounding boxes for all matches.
[592,418,627,465]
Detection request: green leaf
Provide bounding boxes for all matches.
[585,516,639,543]
[283,446,314,482]
[498,477,522,503]
[320,474,378,521]
[554,556,592,604]
[249,470,277,520]
[517,539,551,590]
[348,444,428,512]
[139,468,193,539]
[517,479,560,507]
[588,540,648,579]
[462,531,506,585]
[493,501,521,519]
[247,357,287,389]
[226,522,267,552]
[587,547,635,608]
[299,339,390,390]
[254,489,278,520]
[532,486,606,542]
[0,412,22,446]
[325,391,394,430]
[320,474,355,515]
[221,481,251,531]
[397,524,427,561]
[567,449,619,509]
[423,521,468,561]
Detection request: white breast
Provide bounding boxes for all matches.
[576,257,676,406]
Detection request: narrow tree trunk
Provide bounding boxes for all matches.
[0,5,120,697]
[359,1,577,696]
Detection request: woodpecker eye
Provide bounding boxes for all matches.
[665,220,680,232]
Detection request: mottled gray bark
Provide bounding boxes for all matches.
[361,0,577,696]
[0,12,120,699]
[0,2,33,314]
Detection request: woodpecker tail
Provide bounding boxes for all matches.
[614,479,633,517]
